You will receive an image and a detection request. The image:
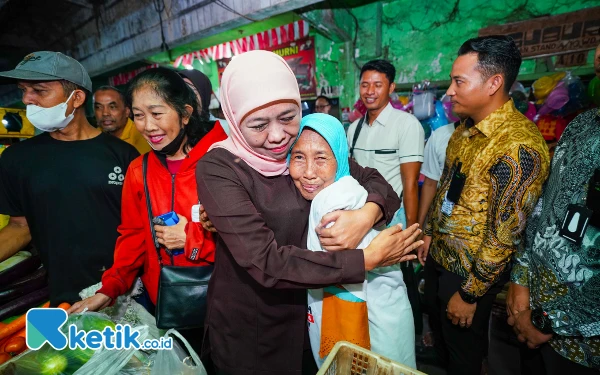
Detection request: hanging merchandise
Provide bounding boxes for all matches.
[588,76,600,107]
[557,72,588,116]
[441,94,460,122]
[426,100,450,132]
[536,115,568,141]
[412,81,436,120]
[510,81,530,114]
[523,102,537,122]
[532,72,566,103]
[538,81,569,117]
[348,98,367,123]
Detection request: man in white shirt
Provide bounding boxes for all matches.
[347,60,424,228]
[417,122,456,264]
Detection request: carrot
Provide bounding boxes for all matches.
[57,302,71,310]
[13,328,25,338]
[0,352,10,365]
[0,301,49,340]
[4,337,25,355]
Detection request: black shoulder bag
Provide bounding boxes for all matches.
[142,153,213,330]
[349,115,367,159]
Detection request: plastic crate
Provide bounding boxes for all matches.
[317,341,427,375]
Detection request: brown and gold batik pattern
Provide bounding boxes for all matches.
[425,99,549,299]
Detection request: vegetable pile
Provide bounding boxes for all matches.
[0,309,122,375]
[0,251,49,322]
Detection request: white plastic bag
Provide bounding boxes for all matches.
[73,326,149,375]
[150,329,206,375]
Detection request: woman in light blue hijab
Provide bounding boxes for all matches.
[288,113,416,369]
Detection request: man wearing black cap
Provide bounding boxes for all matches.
[0,51,139,306]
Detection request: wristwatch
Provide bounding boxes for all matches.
[531,308,554,335]
[458,289,478,304]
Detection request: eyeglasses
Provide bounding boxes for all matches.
[315,105,331,110]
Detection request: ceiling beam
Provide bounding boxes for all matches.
[58,0,324,77]
[63,0,93,8]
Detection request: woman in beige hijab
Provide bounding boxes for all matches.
[196,51,422,374]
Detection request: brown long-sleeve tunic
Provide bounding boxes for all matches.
[196,148,400,374]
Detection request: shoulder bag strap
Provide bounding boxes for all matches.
[143,153,167,266]
[350,115,367,159]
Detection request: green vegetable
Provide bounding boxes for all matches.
[62,346,93,366]
[62,314,116,334]
[39,353,68,375]
[0,251,31,273]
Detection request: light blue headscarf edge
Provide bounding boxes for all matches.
[287,113,350,182]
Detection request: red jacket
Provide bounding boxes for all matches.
[98,123,227,304]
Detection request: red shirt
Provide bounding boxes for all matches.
[98,123,227,304]
[166,158,184,175]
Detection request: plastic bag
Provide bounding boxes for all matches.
[441,94,459,122]
[73,326,149,375]
[588,76,600,107]
[150,330,206,375]
[532,72,566,102]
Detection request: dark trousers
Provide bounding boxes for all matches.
[424,256,506,375]
[520,344,599,375]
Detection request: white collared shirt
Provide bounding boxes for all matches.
[421,123,455,181]
[347,102,424,199]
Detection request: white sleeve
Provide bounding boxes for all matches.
[397,114,424,164]
[421,131,442,181]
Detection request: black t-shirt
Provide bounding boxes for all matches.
[0,132,139,305]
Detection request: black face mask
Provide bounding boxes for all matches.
[156,127,186,156]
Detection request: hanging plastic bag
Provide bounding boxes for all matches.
[428,100,449,131]
[532,72,566,103]
[441,94,459,122]
[588,76,600,107]
[412,81,436,120]
[538,81,569,116]
[150,329,206,375]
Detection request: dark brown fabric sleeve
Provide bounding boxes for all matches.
[196,155,365,290]
[348,158,401,227]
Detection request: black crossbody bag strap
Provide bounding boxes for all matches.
[350,115,367,159]
[142,153,172,266]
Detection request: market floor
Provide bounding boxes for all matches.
[415,305,522,375]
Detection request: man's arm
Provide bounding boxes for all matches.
[400,161,421,226]
[0,216,31,262]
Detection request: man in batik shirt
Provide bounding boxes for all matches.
[420,35,550,375]
[506,44,600,374]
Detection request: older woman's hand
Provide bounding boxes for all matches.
[317,202,382,251]
[154,214,188,250]
[363,223,422,271]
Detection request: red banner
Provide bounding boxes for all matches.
[217,37,317,99]
[108,64,159,86]
[174,20,310,67]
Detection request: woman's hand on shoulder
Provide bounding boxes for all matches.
[363,223,422,271]
[317,203,381,251]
